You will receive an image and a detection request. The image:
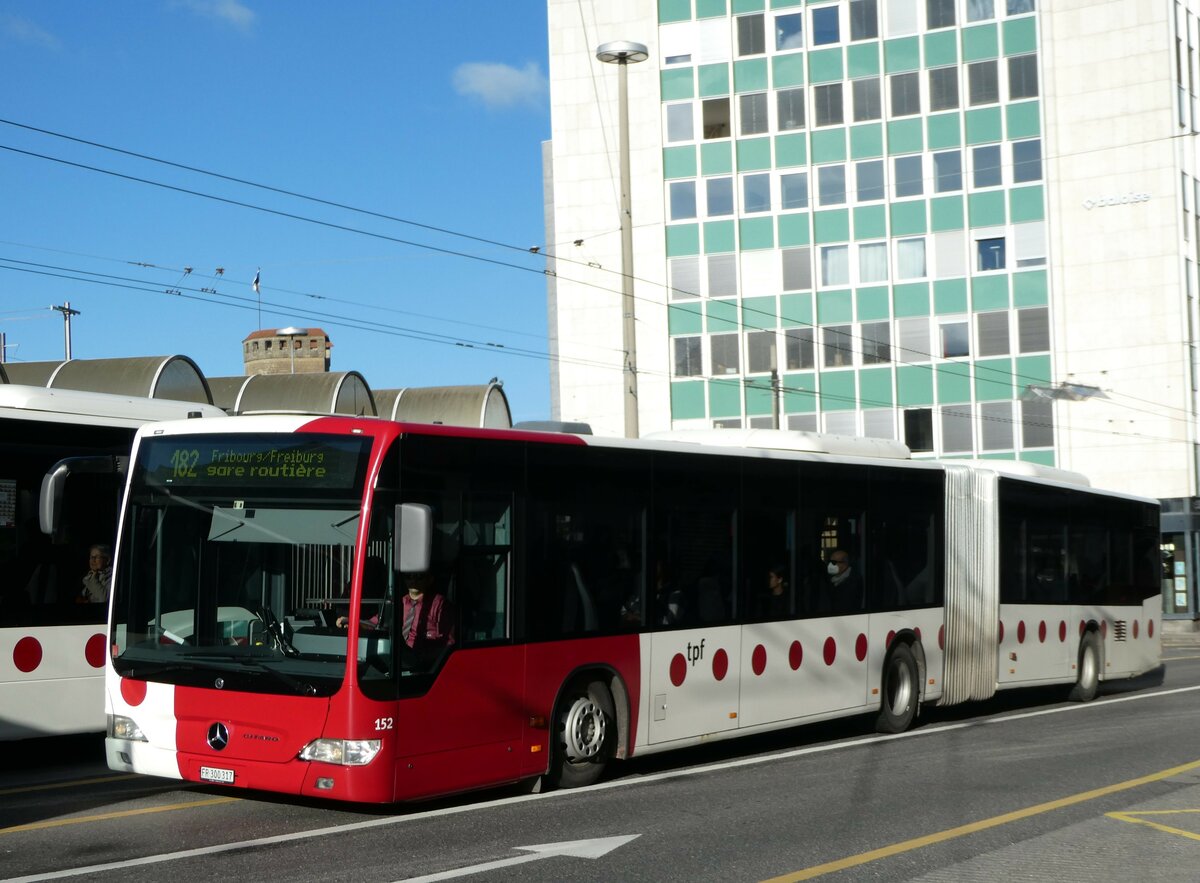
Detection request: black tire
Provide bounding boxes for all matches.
[547,678,615,789]
[1069,631,1101,702]
[876,642,919,734]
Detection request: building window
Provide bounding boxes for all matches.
[940,320,970,357]
[747,331,778,373]
[265,340,273,350]
[708,254,738,298]
[825,412,857,435]
[863,409,895,439]
[976,311,1010,356]
[934,229,966,278]
[1018,307,1050,352]
[933,149,962,192]
[894,155,924,197]
[1021,398,1053,448]
[666,104,694,143]
[929,67,959,111]
[968,60,999,105]
[897,317,930,363]
[813,83,844,126]
[886,0,919,36]
[897,237,927,279]
[850,0,879,40]
[1013,220,1047,267]
[861,321,891,364]
[674,337,703,376]
[823,325,854,367]
[743,173,772,213]
[812,5,840,44]
[1008,54,1039,99]
[711,334,740,374]
[856,159,885,202]
[738,14,766,55]
[820,245,850,286]
[703,98,731,138]
[777,88,806,130]
[818,164,847,206]
[669,181,697,220]
[788,414,819,431]
[1007,0,1035,15]
[776,12,804,50]
[890,72,921,116]
[852,78,882,121]
[976,236,1006,271]
[926,0,956,28]
[707,177,734,216]
[904,408,934,452]
[740,92,769,136]
[1012,138,1042,182]
[781,172,809,210]
[967,0,995,22]
[670,257,701,300]
[782,247,813,290]
[973,144,1002,187]
[980,401,1014,450]
[785,327,815,369]
[858,242,888,283]
[941,406,973,453]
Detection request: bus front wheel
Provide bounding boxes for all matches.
[548,678,615,789]
[875,642,919,733]
[1069,631,1101,702]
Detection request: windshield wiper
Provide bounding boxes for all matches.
[255,606,301,658]
[235,657,317,696]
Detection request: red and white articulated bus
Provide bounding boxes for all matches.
[97,416,1162,803]
[1,385,224,741]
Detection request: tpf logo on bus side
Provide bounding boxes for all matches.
[686,638,706,665]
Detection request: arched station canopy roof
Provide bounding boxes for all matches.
[0,356,212,404]
[373,383,511,429]
[207,371,376,416]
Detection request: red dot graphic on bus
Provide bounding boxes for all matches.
[1079,620,1086,637]
[13,637,42,673]
[120,677,148,707]
[823,637,836,666]
[1149,620,1155,639]
[789,640,803,670]
[669,653,687,687]
[938,625,945,650]
[85,633,107,669]
[712,648,729,681]
[1133,620,1139,639]
[886,630,896,648]
[1017,621,1026,644]
[855,634,868,662]
[999,621,1005,643]
[1101,620,1108,639]
[914,627,922,641]
[751,644,767,676]
[1038,621,1047,643]
[1058,621,1067,643]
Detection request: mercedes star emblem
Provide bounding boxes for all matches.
[207,722,230,751]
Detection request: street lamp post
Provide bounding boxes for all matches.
[276,326,306,374]
[596,40,648,439]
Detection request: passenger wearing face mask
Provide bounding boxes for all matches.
[825,549,861,613]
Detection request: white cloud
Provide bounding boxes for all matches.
[452,61,547,110]
[1,14,61,50]
[174,0,256,32]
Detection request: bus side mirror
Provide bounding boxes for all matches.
[395,503,432,574]
[40,455,128,542]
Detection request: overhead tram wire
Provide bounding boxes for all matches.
[0,130,1188,428]
[1,255,1191,448]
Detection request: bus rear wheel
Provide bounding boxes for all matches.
[548,678,615,789]
[876,642,919,734]
[1069,631,1101,702]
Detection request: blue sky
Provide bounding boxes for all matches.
[0,1,559,422]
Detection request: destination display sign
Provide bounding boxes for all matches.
[137,434,371,492]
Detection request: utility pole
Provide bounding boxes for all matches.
[51,302,80,359]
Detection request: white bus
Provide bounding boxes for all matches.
[1,385,223,740]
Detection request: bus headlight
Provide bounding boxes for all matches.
[108,714,148,742]
[298,739,382,766]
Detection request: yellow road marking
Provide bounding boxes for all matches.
[1107,809,1200,842]
[762,758,1200,882]
[0,774,142,797]
[0,795,238,835]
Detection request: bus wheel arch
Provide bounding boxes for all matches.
[876,639,920,734]
[1069,628,1103,702]
[546,667,625,789]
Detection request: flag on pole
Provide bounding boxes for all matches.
[252,270,261,294]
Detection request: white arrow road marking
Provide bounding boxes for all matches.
[393,834,641,882]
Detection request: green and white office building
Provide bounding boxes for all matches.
[546,0,1200,619]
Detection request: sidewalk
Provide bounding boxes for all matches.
[1161,619,1200,649]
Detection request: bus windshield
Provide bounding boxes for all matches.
[110,433,374,697]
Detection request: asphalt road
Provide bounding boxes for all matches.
[3,644,1199,883]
